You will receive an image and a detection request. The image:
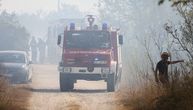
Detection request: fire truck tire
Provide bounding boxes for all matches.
[60,73,74,92]
[107,73,115,92]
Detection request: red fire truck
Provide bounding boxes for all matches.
[57,15,123,92]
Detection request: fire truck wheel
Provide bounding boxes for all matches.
[107,73,115,92]
[60,73,74,92]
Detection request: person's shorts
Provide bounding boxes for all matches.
[159,74,169,84]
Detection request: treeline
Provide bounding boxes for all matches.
[0,11,30,51]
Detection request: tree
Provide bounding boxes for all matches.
[0,11,30,51]
[0,0,2,11]
[159,0,190,5]
[98,0,176,35]
[45,3,83,19]
[17,3,83,38]
[98,0,178,70]
[164,1,193,67]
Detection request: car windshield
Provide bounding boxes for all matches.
[0,53,25,63]
[66,31,111,49]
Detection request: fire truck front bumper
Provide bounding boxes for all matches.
[58,67,113,80]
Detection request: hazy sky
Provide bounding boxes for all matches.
[1,0,98,13]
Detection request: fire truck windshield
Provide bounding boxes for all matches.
[66,31,111,49]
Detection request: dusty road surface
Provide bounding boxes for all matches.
[28,64,129,110]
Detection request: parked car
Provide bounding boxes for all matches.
[0,50,32,83]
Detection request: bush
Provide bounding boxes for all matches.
[118,72,193,110]
[0,65,30,110]
[0,11,30,51]
[154,75,193,110]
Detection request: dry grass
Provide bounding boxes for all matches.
[117,73,193,110]
[0,64,30,110]
[0,78,30,110]
[116,82,163,110]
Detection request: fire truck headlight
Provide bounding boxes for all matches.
[58,66,64,72]
[63,67,72,73]
[101,68,110,73]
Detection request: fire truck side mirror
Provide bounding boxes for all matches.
[119,35,123,45]
[57,35,62,45]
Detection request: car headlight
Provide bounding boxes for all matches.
[22,65,26,68]
[101,68,110,73]
[22,65,28,70]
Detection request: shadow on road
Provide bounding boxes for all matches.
[71,89,107,93]
[29,88,60,93]
[28,88,107,93]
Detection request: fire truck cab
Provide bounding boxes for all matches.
[57,15,123,92]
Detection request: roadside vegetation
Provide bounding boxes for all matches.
[117,70,193,110]
[0,9,31,110]
[0,64,30,110]
[0,11,30,51]
[115,0,193,110]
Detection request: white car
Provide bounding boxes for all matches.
[0,50,32,83]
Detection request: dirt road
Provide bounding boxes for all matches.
[28,64,128,110]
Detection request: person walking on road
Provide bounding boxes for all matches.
[30,37,38,63]
[38,38,46,64]
[155,52,184,86]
